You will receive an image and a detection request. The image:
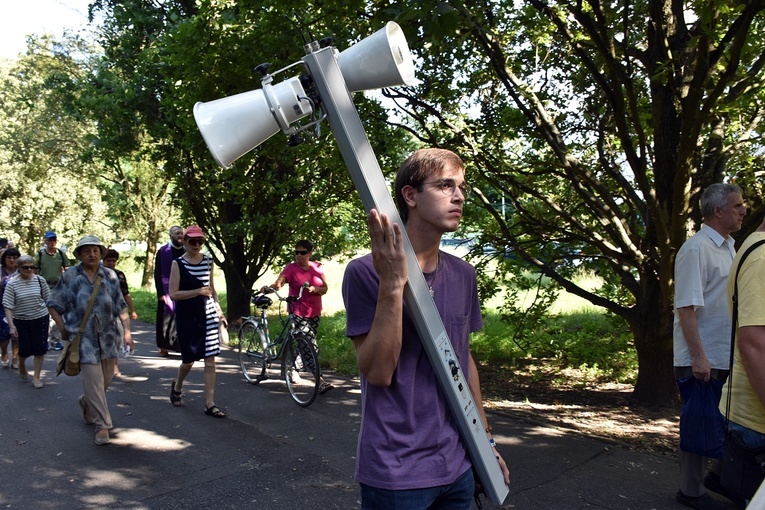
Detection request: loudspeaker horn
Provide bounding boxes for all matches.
[338,21,415,92]
[193,77,312,168]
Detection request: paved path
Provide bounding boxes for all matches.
[0,321,739,509]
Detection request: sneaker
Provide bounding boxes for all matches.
[318,381,334,395]
[704,473,747,509]
[676,490,724,510]
[53,342,64,351]
[11,358,18,370]
[32,379,43,389]
[1,357,8,368]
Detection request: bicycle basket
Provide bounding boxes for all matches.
[251,294,273,308]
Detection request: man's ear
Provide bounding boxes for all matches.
[401,185,417,209]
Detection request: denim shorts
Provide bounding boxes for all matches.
[729,421,765,449]
[360,467,474,510]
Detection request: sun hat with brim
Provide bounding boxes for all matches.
[184,225,206,239]
[73,235,108,261]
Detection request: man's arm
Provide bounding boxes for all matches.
[677,305,712,381]
[737,325,765,408]
[352,209,408,387]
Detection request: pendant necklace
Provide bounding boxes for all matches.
[425,254,440,297]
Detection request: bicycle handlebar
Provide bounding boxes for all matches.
[260,282,309,303]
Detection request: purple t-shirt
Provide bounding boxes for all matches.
[342,251,482,490]
[281,261,325,318]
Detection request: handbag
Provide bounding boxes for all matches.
[676,376,725,458]
[719,239,765,500]
[721,428,765,500]
[56,275,102,377]
[219,319,229,345]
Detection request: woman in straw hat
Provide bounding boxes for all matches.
[48,235,134,445]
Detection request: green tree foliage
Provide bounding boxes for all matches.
[0,35,108,253]
[85,0,412,321]
[370,1,765,405]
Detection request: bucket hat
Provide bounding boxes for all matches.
[73,235,108,261]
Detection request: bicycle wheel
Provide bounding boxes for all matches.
[238,320,267,384]
[283,334,319,407]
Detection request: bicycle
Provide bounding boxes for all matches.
[237,283,320,407]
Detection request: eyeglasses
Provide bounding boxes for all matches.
[421,179,471,199]
[187,239,205,246]
[20,266,35,270]
[295,250,309,256]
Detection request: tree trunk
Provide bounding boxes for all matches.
[628,284,679,407]
[141,226,162,289]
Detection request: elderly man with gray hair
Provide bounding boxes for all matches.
[673,183,747,509]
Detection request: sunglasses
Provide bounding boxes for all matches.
[187,239,205,246]
[295,250,309,256]
[20,266,35,270]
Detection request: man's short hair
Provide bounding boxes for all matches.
[104,249,120,260]
[394,148,464,224]
[169,225,183,236]
[700,183,743,219]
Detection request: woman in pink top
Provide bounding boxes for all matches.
[263,240,333,394]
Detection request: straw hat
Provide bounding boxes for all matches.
[73,235,108,261]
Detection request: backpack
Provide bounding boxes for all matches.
[36,248,67,267]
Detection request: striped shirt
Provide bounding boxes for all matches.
[3,275,50,320]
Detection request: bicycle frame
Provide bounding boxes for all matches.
[238,284,320,407]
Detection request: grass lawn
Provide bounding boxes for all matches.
[120,248,635,381]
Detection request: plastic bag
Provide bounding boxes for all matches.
[676,376,725,458]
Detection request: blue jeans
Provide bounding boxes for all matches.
[729,421,765,448]
[360,468,474,510]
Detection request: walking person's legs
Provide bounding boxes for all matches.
[80,362,114,445]
[203,356,225,417]
[171,362,193,406]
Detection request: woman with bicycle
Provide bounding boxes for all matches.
[168,225,227,418]
[262,239,333,394]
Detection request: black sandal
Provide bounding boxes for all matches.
[170,380,182,407]
[204,405,226,418]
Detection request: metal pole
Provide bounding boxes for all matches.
[302,46,509,505]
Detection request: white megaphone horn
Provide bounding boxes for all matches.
[337,21,415,92]
[193,21,416,168]
[193,76,312,168]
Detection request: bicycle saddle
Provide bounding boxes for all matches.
[251,294,273,308]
